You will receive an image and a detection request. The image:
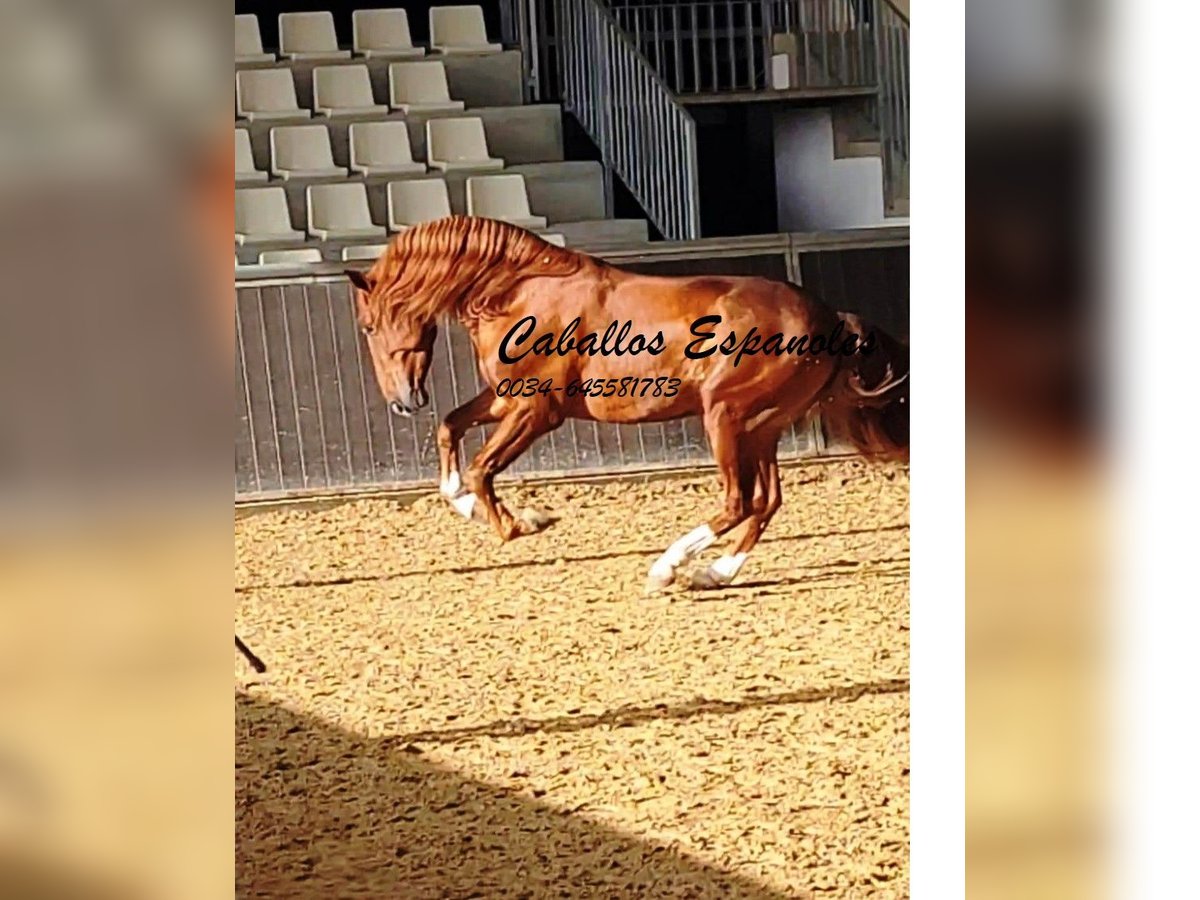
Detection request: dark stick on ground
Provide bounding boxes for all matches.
[236,635,267,673]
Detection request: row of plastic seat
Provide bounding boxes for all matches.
[235,174,549,246]
[236,8,499,64]
[243,225,567,268]
[236,61,463,121]
[236,117,503,183]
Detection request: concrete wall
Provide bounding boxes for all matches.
[772,108,887,231]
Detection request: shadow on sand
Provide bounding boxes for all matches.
[237,691,800,898]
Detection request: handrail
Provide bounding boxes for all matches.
[602,0,882,94]
[553,0,702,240]
[880,0,907,26]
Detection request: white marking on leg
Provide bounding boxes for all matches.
[440,471,462,497]
[449,491,476,519]
[648,524,716,582]
[441,470,477,518]
[708,552,748,582]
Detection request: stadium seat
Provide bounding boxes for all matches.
[235,129,268,184]
[278,11,351,61]
[306,183,388,240]
[312,65,387,117]
[387,179,452,231]
[235,15,275,64]
[341,243,391,261]
[236,69,311,122]
[387,61,464,114]
[258,248,324,265]
[353,8,425,59]
[429,6,502,55]
[425,117,503,172]
[269,124,348,180]
[348,121,426,176]
[466,174,547,230]
[235,187,305,245]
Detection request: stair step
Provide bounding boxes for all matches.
[836,139,881,159]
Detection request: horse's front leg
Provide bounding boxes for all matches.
[437,389,503,521]
[461,402,563,541]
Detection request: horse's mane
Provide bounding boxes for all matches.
[363,216,586,327]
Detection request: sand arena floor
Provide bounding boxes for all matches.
[235,456,909,899]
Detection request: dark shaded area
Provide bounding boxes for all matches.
[693,104,780,237]
[798,247,910,343]
[966,109,1097,448]
[237,691,797,898]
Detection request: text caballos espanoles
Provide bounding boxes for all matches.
[498,315,876,367]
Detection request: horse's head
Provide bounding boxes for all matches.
[346,268,437,417]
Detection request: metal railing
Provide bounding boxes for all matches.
[554,0,702,240]
[234,230,909,502]
[505,0,907,219]
[873,0,908,215]
[600,0,880,94]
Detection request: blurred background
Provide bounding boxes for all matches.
[0,1,230,897]
[965,0,1108,897]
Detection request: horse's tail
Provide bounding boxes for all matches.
[817,312,909,461]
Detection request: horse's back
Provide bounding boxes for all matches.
[605,269,822,322]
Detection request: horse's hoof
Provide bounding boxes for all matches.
[518,506,556,532]
[688,567,732,591]
[643,571,675,595]
[442,490,484,523]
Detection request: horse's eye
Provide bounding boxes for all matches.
[361,325,376,337]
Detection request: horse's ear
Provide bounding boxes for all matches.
[345,269,374,293]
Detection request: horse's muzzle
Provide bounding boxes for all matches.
[388,389,429,417]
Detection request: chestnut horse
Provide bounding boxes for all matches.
[347,216,907,592]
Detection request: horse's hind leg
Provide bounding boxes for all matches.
[690,438,781,589]
[645,401,755,592]
[437,389,502,521]
[462,402,563,541]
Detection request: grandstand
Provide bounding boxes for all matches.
[234,1,908,274]
[234,1,909,496]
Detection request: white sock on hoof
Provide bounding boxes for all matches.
[709,552,748,582]
[649,524,716,581]
[440,471,462,497]
[449,491,477,519]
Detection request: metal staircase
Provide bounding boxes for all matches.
[552,0,702,240]
[505,0,909,234]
